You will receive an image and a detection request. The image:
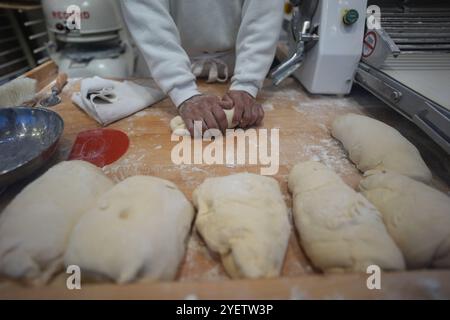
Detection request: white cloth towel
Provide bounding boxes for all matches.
[72,76,165,126]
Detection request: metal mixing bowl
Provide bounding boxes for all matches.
[0,107,64,187]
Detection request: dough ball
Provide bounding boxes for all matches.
[64,176,194,284]
[170,116,190,136]
[360,171,450,269]
[331,113,431,183]
[170,109,235,136]
[288,162,405,272]
[0,161,114,284]
[193,173,290,279]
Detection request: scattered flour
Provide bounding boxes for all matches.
[418,278,444,299]
[290,286,308,300]
[133,109,152,117]
[191,167,208,174]
[180,233,228,282]
[262,103,274,111]
[302,138,355,175]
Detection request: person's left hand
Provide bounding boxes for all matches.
[222,90,264,129]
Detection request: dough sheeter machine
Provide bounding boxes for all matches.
[274,0,450,154]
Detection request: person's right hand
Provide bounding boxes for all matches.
[221,90,264,129]
[179,94,228,136]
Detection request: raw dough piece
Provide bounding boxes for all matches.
[0,161,114,284]
[193,173,290,279]
[360,171,450,269]
[331,113,431,183]
[64,176,194,283]
[170,109,235,136]
[288,162,405,272]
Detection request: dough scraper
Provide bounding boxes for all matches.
[68,129,130,167]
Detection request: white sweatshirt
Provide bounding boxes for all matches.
[121,0,284,107]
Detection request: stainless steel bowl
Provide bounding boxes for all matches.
[0,107,64,187]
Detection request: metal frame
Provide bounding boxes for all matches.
[356,62,450,154]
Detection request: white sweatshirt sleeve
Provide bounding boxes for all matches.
[121,0,200,107]
[230,0,285,97]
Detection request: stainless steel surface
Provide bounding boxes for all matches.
[360,1,450,153]
[381,54,450,110]
[356,62,450,154]
[377,28,400,57]
[0,106,64,187]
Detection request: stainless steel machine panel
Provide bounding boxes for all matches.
[358,0,450,154]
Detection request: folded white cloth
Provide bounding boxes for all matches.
[72,76,165,125]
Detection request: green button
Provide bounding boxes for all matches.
[343,9,359,25]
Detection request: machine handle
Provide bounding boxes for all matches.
[271,58,303,86]
[271,21,312,86]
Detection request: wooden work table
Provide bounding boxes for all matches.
[0,61,449,299]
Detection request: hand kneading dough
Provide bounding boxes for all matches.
[0,161,114,283]
[170,109,235,136]
[331,113,431,183]
[193,173,290,279]
[288,162,405,272]
[360,171,450,269]
[64,176,194,283]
